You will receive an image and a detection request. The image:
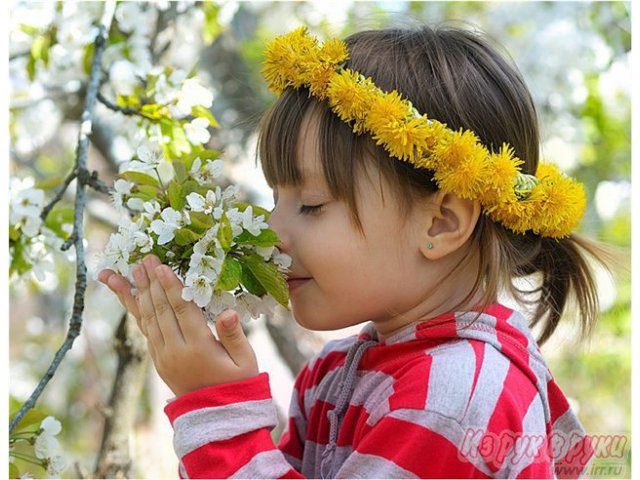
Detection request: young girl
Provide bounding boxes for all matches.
[98,25,610,478]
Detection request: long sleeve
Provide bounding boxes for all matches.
[164,373,304,479]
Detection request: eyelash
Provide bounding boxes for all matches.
[299,204,324,215]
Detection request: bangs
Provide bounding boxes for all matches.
[257,87,369,229]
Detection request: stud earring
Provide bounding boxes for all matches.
[427,242,434,249]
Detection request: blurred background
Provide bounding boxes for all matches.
[9,1,630,478]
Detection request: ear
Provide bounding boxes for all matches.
[418,191,481,260]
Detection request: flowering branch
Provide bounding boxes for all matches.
[97,91,147,118]
[9,0,117,435]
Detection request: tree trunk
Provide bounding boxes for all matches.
[94,313,149,479]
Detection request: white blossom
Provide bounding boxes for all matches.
[109,60,139,96]
[191,158,224,184]
[193,226,222,256]
[150,207,184,245]
[255,246,275,261]
[186,190,217,214]
[234,292,275,322]
[96,233,134,276]
[141,200,162,221]
[126,197,146,211]
[182,274,214,308]
[206,290,237,318]
[175,78,214,116]
[185,117,211,145]
[115,2,145,33]
[225,208,243,237]
[47,453,67,478]
[188,252,223,280]
[120,145,163,174]
[10,187,45,237]
[34,433,60,460]
[241,206,268,236]
[273,249,292,273]
[40,416,62,436]
[111,179,135,210]
[133,230,154,254]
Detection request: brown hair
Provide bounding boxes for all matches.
[257,25,614,345]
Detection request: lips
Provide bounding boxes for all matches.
[286,277,312,293]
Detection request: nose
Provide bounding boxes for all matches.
[267,202,291,254]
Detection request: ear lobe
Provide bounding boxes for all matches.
[419,192,481,260]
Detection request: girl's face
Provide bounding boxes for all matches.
[268,113,434,333]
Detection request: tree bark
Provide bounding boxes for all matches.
[94,313,149,479]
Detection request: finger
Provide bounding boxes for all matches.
[143,257,185,344]
[214,310,257,369]
[155,264,210,342]
[101,269,141,320]
[133,262,164,348]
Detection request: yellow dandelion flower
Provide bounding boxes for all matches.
[529,169,586,237]
[373,117,433,162]
[262,27,319,94]
[365,91,412,132]
[318,38,349,65]
[433,144,489,200]
[306,65,338,99]
[326,69,376,124]
[482,144,523,205]
[432,129,484,170]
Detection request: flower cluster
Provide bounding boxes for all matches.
[9,177,72,284]
[9,415,68,479]
[95,146,291,323]
[262,27,586,238]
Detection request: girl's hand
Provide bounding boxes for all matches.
[97,255,259,397]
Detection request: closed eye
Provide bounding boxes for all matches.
[299,204,324,215]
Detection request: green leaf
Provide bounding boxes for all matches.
[217,257,242,291]
[119,171,160,188]
[190,211,214,233]
[44,206,74,239]
[10,241,32,277]
[140,103,170,120]
[192,105,219,128]
[169,122,192,158]
[10,409,47,434]
[82,42,95,75]
[241,254,289,307]
[202,3,222,44]
[26,54,36,81]
[9,462,19,479]
[9,225,21,242]
[217,214,233,251]
[174,227,201,246]
[182,180,199,197]
[19,24,40,35]
[235,228,280,247]
[131,185,160,202]
[173,161,188,183]
[240,262,267,297]
[167,180,185,210]
[116,95,140,109]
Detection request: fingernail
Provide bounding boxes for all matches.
[143,255,158,267]
[221,312,237,329]
[155,265,170,280]
[132,266,142,281]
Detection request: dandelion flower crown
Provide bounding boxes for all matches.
[261,27,586,239]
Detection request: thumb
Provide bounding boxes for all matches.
[215,310,256,368]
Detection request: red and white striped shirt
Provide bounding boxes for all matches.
[165,304,594,478]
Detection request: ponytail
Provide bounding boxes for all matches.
[475,217,618,346]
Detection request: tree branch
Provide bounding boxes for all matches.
[10,0,117,434]
[94,313,149,479]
